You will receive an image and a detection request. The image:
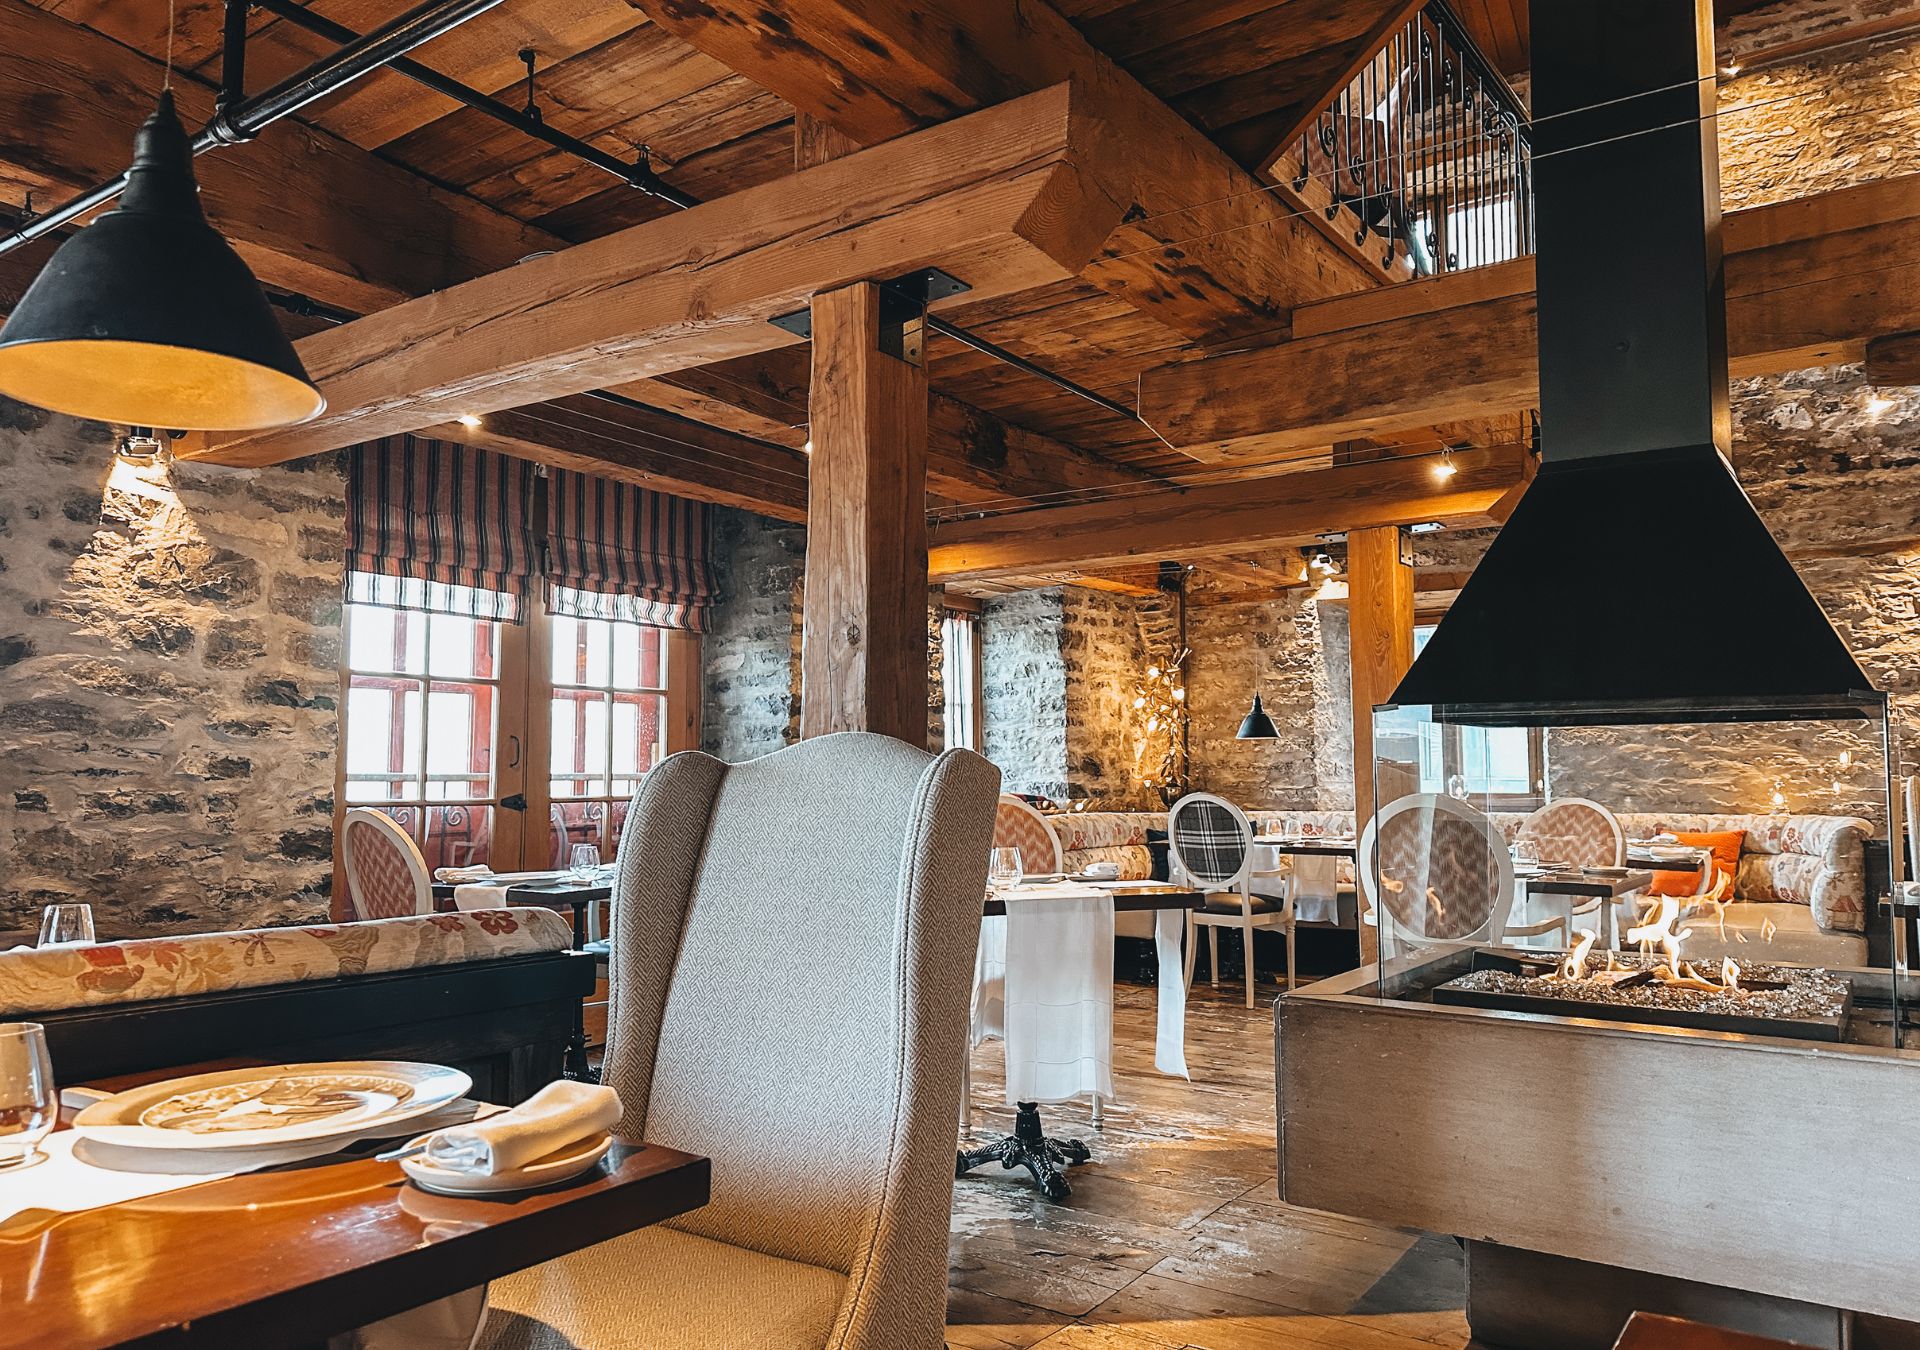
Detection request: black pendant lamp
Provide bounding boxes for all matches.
[0,91,324,430]
[1236,692,1279,740]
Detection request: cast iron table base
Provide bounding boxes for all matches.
[956,1100,1090,1200]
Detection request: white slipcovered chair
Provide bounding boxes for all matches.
[483,732,1000,1350]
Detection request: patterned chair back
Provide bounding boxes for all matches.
[342,808,432,920]
[993,796,1063,874]
[1167,792,1253,890]
[1360,794,1514,947]
[1518,797,1624,868]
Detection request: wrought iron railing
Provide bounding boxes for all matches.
[1279,0,1532,276]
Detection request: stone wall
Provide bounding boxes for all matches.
[981,589,1068,798]
[0,402,344,940]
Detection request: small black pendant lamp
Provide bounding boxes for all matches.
[0,91,324,430]
[1236,692,1279,740]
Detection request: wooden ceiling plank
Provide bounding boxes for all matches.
[929,444,1531,579]
[1141,176,1920,462]
[180,83,1131,467]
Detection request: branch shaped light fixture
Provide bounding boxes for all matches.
[0,90,323,430]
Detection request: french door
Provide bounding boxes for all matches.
[335,583,698,898]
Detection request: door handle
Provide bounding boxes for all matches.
[506,734,522,770]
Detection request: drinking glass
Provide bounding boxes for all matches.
[0,1024,55,1172]
[1513,839,1541,867]
[37,904,94,948]
[569,844,603,879]
[988,847,1024,894]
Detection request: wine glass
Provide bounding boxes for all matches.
[568,844,602,880]
[1513,839,1541,868]
[37,904,94,948]
[988,847,1024,895]
[0,1024,55,1172]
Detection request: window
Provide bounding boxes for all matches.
[342,577,508,872]
[339,577,696,876]
[1409,624,1546,806]
[940,606,983,752]
[547,608,669,864]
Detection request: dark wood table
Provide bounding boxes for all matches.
[0,1083,710,1350]
[982,881,1204,917]
[1252,838,1358,858]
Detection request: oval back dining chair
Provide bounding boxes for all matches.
[340,807,432,920]
[1167,792,1294,1006]
[1358,793,1516,956]
[1517,795,1628,944]
[992,795,1064,875]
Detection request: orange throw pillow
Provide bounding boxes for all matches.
[1647,828,1744,898]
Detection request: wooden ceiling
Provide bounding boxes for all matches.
[0,0,1897,599]
[1452,0,1796,75]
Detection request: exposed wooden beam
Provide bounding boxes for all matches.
[0,0,556,315]
[1141,176,1920,462]
[424,395,809,521]
[929,444,1532,580]
[1866,331,1920,386]
[181,84,1127,467]
[640,0,1378,341]
[799,282,929,742]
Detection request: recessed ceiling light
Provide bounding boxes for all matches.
[457,413,483,429]
[1433,450,1458,480]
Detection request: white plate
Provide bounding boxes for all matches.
[73,1061,471,1153]
[401,1130,612,1196]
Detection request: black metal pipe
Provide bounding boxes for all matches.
[245,0,699,209]
[217,0,250,114]
[0,0,506,254]
[922,316,1137,422]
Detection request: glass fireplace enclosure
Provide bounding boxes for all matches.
[1367,692,1908,1046]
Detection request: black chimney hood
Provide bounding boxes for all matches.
[1389,0,1876,728]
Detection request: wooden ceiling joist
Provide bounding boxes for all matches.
[181,83,1131,467]
[928,443,1533,580]
[1139,176,1920,463]
[640,0,1379,342]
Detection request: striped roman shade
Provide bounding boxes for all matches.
[544,468,717,631]
[346,435,537,621]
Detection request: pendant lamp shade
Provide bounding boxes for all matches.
[0,91,324,431]
[1236,692,1280,740]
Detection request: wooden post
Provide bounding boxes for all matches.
[1348,525,1415,960]
[799,281,930,741]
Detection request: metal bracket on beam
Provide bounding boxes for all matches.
[768,268,972,342]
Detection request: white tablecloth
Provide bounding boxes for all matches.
[1250,845,1344,923]
[987,882,1189,1106]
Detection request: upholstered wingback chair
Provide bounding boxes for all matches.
[486,732,1000,1350]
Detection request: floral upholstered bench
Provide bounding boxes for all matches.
[0,911,590,1101]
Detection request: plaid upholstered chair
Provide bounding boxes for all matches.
[484,732,1000,1350]
[1167,792,1295,1006]
[340,808,432,920]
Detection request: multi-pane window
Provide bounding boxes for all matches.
[341,578,504,871]
[548,609,668,864]
[1410,624,1545,806]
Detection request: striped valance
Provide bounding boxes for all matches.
[346,435,537,621]
[544,468,717,632]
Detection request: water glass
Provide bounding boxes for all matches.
[988,847,1024,894]
[0,1024,55,1172]
[37,904,95,948]
[1513,839,1541,867]
[568,844,603,879]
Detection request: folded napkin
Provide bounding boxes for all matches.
[434,865,495,883]
[451,870,574,911]
[422,1080,620,1176]
[1080,861,1120,880]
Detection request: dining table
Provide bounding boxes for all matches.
[0,1067,710,1350]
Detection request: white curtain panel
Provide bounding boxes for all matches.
[1003,885,1116,1105]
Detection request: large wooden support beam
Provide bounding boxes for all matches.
[1346,527,1415,853]
[0,0,554,315]
[799,283,930,742]
[1139,176,1920,462]
[642,0,1375,340]
[423,396,809,521]
[181,84,1122,468]
[928,444,1532,581]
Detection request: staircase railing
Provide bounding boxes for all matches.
[1280,0,1532,277]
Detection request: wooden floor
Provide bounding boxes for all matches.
[950,978,1471,1350]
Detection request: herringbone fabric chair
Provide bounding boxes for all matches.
[341,808,431,920]
[484,732,1000,1350]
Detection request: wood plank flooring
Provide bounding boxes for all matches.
[950,979,1471,1350]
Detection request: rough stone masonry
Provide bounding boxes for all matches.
[0,401,344,939]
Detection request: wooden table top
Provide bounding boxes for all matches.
[1252,838,1358,857]
[982,882,1204,917]
[430,877,611,905]
[1523,868,1655,899]
[0,1090,709,1350]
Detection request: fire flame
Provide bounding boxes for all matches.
[1559,928,1597,980]
[1625,896,1695,977]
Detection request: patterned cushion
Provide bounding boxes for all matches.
[0,910,573,1016]
[993,800,1062,873]
[1048,812,1150,853]
[1170,799,1249,886]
